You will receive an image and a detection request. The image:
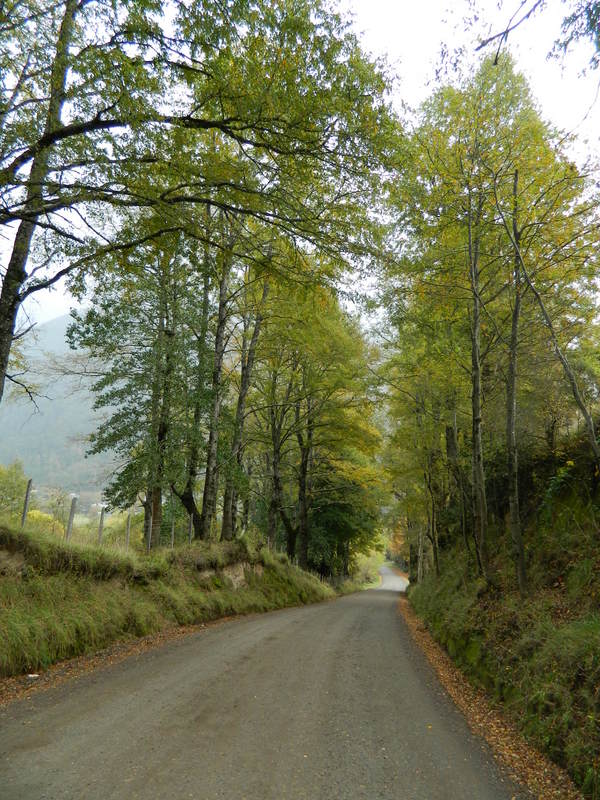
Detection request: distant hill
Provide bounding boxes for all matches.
[0,315,114,493]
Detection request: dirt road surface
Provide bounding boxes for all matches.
[0,566,526,799]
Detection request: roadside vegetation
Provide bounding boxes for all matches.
[378,46,600,799]
[0,524,334,678]
[409,458,600,797]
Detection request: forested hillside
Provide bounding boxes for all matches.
[1,1,600,797]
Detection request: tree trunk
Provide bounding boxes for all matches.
[174,265,211,537]
[150,485,162,548]
[431,501,440,578]
[409,541,417,584]
[417,525,425,583]
[266,368,298,558]
[241,463,252,533]
[272,434,297,559]
[147,266,175,549]
[143,491,153,548]
[468,194,489,577]
[506,169,527,595]
[295,396,313,570]
[199,244,232,539]
[221,279,269,540]
[425,469,440,578]
[266,453,277,546]
[297,447,310,569]
[525,266,600,466]
[0,0,78,404]
[495,171,600,468]
[445,404,471,555]
[342,540,350,577]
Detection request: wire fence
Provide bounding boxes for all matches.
[11,478,196,553]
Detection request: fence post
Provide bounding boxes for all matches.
[20,478,32,530]
[125,510,131,551]
[65,496,77,542]
[188,514,193,545]
[97,505,105,544]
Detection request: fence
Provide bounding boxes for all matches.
[16,479,196,552]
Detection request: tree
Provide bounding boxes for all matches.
[67,225,194,547]
[220,269,269,541]
[384,54,600,592]
[476,1,600,70]
[248,280,382,571]
[0,460,29,518]
[0,0,399,406]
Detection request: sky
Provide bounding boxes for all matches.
[23,0,600,326]
[342,0,600,139]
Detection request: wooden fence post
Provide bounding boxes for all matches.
[20,478,32,530]
[125,510,132,552]
[65,496,77,542]
[97,505,105,544]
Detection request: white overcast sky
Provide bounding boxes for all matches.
[342,0,600,137]
[25,0,600,326]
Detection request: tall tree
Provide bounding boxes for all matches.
[1,0,399,405]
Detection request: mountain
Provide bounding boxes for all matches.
[0,315,114,493]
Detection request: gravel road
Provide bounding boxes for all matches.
[0,566,526,799]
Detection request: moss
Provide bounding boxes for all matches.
[409,540,600,798]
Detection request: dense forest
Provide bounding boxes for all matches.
[2,0,600,795]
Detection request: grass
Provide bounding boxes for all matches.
[0,525,334,678]
[409,504,600,799]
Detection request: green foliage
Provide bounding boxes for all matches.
[0,461,29,517]
[333,550,386,594]
[250,281,385,571]
[540,461,577,522]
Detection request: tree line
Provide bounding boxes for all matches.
[383,55,600,595]
[2,0,600,580]
[1,0,396,574]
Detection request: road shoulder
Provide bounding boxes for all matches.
[398,594,583,800]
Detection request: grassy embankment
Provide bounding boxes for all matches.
[0,525,334,678]
[409,447,600,798]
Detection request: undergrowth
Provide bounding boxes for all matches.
[332,548,385,595]
[0,526,333,678]
[410,490,600,798]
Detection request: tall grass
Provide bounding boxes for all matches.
[0,525,333,678]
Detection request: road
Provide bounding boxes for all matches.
[0,566,526,800]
